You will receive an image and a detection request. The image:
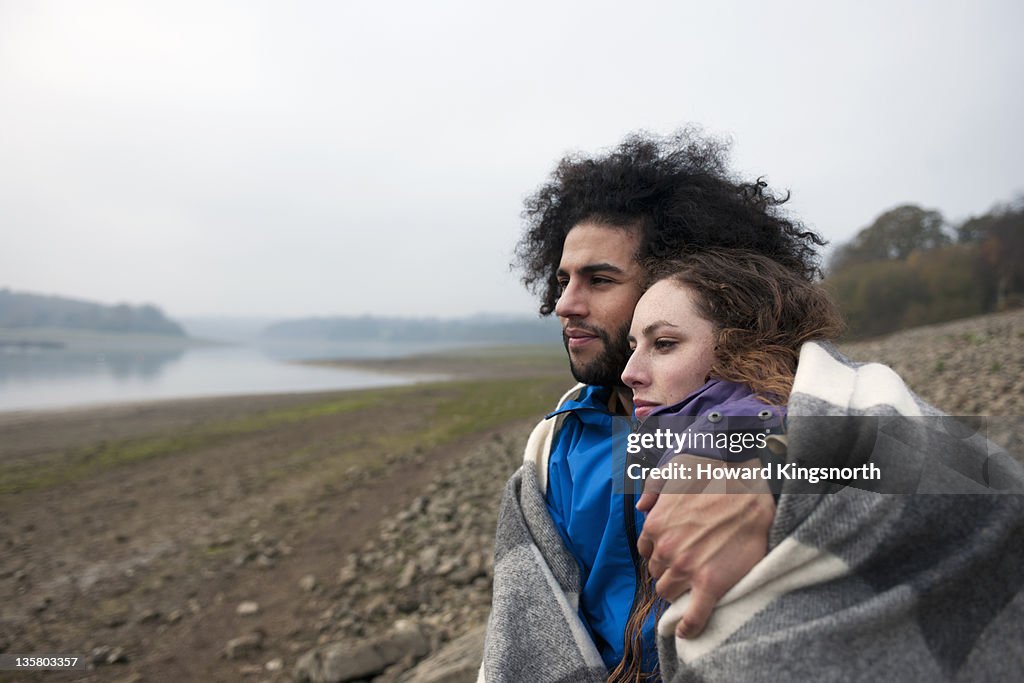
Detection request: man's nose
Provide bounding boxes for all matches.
[554,280,588,318]
[621,350,646,388]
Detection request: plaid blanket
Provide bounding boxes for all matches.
[481,342,1024,682]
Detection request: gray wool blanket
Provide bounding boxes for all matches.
[481,342,1024,682]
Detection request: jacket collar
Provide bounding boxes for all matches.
[648,378,758,418]
[545,384,615,419]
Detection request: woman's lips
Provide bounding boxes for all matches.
[633,401,660,418]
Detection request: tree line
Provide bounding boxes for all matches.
[0,289,186,337]
[824,197,1024,339]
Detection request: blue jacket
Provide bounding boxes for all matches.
[544,384,657,672]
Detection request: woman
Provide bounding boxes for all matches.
[610,248,844,682]
[609,248,1024,683]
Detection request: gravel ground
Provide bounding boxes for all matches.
[839,308,1024,416]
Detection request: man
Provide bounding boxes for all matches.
[487,129,826,679]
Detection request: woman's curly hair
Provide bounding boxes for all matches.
[514,128,826,315]
[644,249,846,404]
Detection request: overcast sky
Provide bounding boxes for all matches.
[1,0,1021,319]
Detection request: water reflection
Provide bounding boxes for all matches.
[0,342,437,413]
[0,347,185,384]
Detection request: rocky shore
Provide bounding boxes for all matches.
[292,431,524,683]
[839,307,1024,416]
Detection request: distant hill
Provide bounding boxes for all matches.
[179,316,282,344]
[264,313,561,345]
[0,288,186,337]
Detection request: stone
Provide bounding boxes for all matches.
[235,549,258,566]
[434,558,457,577]
[237,601,261,616]
[397,561,417,589]
[397,624,485,683]
[337,565,357,585]
[294,620,430,683]
[106,614,128,628]
[447,568,475,586]
[417,547,439,572]
[137,609,161,624]
[224,630,265,659]
[395,591,422,614]
[299,574,318,592]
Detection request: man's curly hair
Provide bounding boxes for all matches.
[514,128,826,315]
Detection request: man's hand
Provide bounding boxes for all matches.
[635,454,775,639]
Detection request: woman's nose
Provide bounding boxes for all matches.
[620,350,646,388]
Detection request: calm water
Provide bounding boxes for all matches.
[0,340,464,413]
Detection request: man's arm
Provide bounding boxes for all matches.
[635,457,775,639]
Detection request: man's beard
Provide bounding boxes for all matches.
[563,321,632,388]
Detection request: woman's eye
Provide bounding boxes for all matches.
[654,339,677,351]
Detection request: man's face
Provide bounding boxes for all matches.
[554,222,644,387]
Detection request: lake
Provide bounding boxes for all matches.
[0,339,470,413]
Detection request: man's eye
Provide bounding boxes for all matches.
[654,339,677,351]
[592,276,613,285]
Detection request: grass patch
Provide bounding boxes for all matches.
[0,393,386,495]
[262,374,569,488]
[307,344,569,379]
[0,371,569,496]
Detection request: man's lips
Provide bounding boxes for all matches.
[564,328,599,349]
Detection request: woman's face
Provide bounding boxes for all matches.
[621,279,716,419]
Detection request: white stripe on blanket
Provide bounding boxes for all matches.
[527,543,606,667]
[523,382,586,494]
[659,536,850,662]
[791,343,923,416]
